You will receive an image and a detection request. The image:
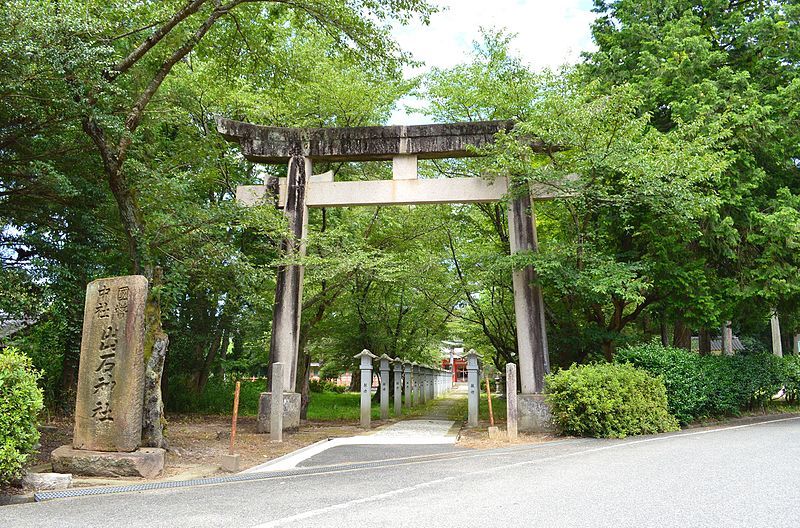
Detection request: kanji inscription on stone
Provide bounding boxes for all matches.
[73,275,147,452]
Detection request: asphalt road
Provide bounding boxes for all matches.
[7,415,800,528]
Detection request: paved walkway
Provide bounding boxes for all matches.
[244,384,468,472]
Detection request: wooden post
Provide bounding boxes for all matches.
[508,191,549,394]
[506,363,518,440]
[229,381,241,454]
[270,363,284,442]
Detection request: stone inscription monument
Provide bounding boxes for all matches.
[52,276,165,478]
[73,276,147,452]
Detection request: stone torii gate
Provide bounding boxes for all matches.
[218,118,556,431]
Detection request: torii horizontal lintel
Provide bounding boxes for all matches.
[217,118,547,163]
[236,177,569,208]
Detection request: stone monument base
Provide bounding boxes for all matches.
[51,445,165,479]
[256,392,301,433]
[517,393,556,433]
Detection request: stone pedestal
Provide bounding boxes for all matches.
[256,392,301,433]
[220,453,241,472]
[52,446,165,479]
[517,393,555,433]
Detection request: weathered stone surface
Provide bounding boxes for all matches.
[517,393,556,433]
[220,454,241,473]
[217,119,521,163]
[73,275,147,453]
[51,445,165,479]
[22,472,72,491]
[256,392,301,433]
[508,195,549,394]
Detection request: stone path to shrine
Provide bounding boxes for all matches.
[243,385,469,472]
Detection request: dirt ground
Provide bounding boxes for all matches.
[26,414,396,488]
[15,413,557,491]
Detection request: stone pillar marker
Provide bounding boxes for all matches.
[419,367,428,404]
[52,275,165,479]
[72,276,147,452]
[379,354,391,420]
[393,359,403,416]
[466,350,480,427]
[506,363,519,440]
[771,310,783,357]
[355,349,376,429]
[403,362,413,409]
[270,362,284,442]
[412,362,421,406]
[721,321,734,356]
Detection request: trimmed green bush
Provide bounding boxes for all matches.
[545,362,679,438]
[782,356,800,403]
[0,347,44,484]
[616,342,786,424]
[309,379,347,393]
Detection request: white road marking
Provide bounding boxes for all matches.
[249,415,800,528]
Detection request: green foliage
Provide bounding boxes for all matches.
[167,377,264,416]
[309,379,347,394]
[0,348,44,484]
[616,343,786,424]
[783,356,800,404]
[545,362,679,438]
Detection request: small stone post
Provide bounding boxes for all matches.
[379,354,391,420]
[354,349,376,428]
[403,362,413,409]
[428,369,435,400]
[270,362,284,442]
[721,321,734,356]
[413,363,422,405]
[771,310,783,357]
[393,359,403,416]
[419,367,428,404]
[506,363,518,440]
[466,350,480,427]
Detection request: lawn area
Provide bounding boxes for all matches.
[306,391,384,421]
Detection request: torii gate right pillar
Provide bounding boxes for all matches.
[508,188,554,432]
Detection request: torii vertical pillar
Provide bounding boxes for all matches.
[256,155,308,434]
[508,188,554,432]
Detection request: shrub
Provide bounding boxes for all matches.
[166,376,263,415]
[545,362,679,438]
[309,379,347,394]
[0,347,44,484]
[616,342,786,424]
[784,356,800,403]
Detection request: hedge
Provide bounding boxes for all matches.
[616,342,786,424]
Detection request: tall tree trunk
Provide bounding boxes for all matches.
[196,328,225,394]
[673,319,691,350]
[141,267,168,448]
[698,328,711,356]
[601,340,615,362]
[660,318,670,347]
